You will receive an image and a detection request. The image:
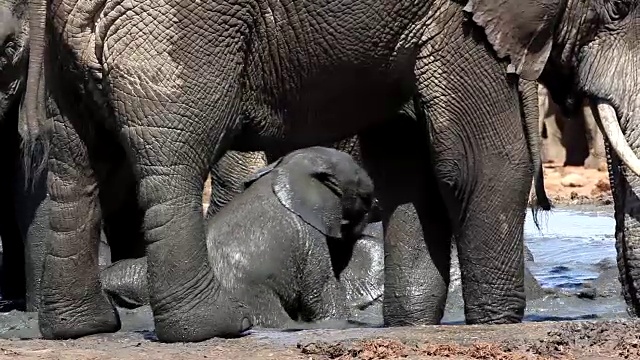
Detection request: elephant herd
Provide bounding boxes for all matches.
[1,0,640,344]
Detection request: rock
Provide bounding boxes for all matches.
[593,267,622,299]
[525,246,535,262]
[593,258,616,272]
[593,179,611,193]
[576,287,597,300]
[561,173,587,188]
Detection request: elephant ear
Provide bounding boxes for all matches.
[242,157,283,190]
[272,157,343,239]
[464,0,562,80]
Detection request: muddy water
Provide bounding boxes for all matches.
[443,205,627,324]
[0,205,629,340]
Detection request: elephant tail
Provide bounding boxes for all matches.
[530,163,552,229]
[19,0,50,189]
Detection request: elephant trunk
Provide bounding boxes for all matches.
[100,258,150,309]
[20,0,48,186]
[590,98,640,316]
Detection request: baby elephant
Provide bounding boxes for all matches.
[101,146,382,327]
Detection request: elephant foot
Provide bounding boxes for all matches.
[464,308,523,325]
[38,255,121,339]
[151,281,253,343]
[39,292,121,339]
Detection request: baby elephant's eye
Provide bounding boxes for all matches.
[606,0,632,22]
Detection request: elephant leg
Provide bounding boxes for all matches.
[111,66,251,341]
[359,114,452,326]
[19,192,49,313]
[121,128,251,341]
[13,145,49,313]
[442,104,530,324]
[206,150,267,219]
[540,92,567,164]
[436,91,530,325]
[413,23,530,324]
[38,100,120,339]
[582,103,607,170]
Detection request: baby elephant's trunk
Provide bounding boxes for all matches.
[100,258,149,309]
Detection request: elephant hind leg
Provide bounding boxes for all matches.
[359,114,452,326]
[39,105,120,339]
[112,69,252,342]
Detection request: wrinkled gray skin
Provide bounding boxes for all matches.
[12,0,636,343]
[103,147,379,327]
[0,1,142,313]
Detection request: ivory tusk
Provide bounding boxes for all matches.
[592,101,640,176]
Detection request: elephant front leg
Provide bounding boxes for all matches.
[14,160,49,313]
[111,76,252,341]
[435,105,530,324]
[39,110,120,339]
[453,150,530,324]
[359,115,452,326]
[123,132,252,342]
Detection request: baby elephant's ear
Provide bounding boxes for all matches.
[272,159,343,238]
[242,158,282,190]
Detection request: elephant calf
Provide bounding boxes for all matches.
[101,146,382,327]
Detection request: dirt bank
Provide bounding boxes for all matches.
[541,162,612,206]
[1,319,639,359]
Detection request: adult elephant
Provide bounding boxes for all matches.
[538,84,606,169]
[15,0,640,343]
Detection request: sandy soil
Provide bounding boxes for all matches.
[2,319,640,359]
[540,162,612,206]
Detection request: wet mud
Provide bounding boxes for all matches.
[1,319,640,359]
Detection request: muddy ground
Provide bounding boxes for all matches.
[1,319,640,359]
[539,162,611,206]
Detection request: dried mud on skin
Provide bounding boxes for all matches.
[2,320,640,360]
